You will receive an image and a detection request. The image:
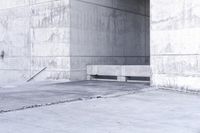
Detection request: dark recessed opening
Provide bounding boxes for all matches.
[91,75,117,80]
[127,77,150,81]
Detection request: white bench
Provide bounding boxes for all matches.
[87,65,151,82]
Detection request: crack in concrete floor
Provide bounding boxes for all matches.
[0,81,151,114]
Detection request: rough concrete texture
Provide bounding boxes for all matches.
[0,0,150,83]
[1,88,200,132]
[70,0,150,80]
[0,0,70,83]
[151,0,200,90]
[0,81,149,113]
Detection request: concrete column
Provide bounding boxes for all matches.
[151,0,200,90]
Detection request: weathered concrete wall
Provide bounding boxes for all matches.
[0,0,70,83]
[70,0,150,80]
[0,0,150,83]
[0,1,31,83]
[151,0,200,90]
[30,0,70,81]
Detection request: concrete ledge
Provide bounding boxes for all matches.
[87,65,121,76]
[87,65,151,82]
[121,65,151,77]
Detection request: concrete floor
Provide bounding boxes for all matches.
[0,81,149,113]
[1,81,200,133]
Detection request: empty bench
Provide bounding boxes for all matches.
[87,65,151,82]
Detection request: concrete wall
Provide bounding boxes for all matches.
[70,0,150,80]
[0,0,70,84]
[0,0,150,83]
[30,0,70,81]
[0,1,31,83]
[151,0,200,90]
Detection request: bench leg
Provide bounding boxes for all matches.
[117,76,127,82]
[87,75,92,80]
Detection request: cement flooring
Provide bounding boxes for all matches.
[1,88,200,133]
[0,81,150,113]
